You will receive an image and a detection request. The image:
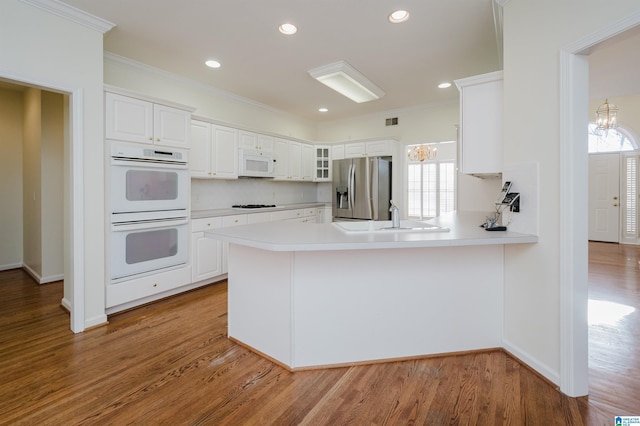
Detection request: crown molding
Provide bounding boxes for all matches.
[20,0,115,33]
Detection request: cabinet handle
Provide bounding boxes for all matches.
[613,196,618,200]
[148,137,153,141]
[613,203,619,207]
[153,283,158,287]
[156,138,160,142]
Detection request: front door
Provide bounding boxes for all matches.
[589,153,620,242]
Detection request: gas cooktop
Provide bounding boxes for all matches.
[232,204,277,209]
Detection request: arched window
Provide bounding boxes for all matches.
[588,123,637,153]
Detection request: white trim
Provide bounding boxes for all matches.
[559,10,640,397]
[502,338,559,385]
[0,71,87,333]
[20,0,115,33]
[0,263,23,272]
[70,89,86,333]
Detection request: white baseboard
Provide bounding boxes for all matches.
[502,338,560,387]
[85,314,108,329]
[23,264,41,283]
[0,263,23,272]
[60,297,72,312]
[40,273,64,284]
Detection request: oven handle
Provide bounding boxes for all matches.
[111,157,188,170]
[111,217,189,232]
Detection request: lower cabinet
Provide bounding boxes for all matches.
[191,207,325,285]
[191,217,223,283]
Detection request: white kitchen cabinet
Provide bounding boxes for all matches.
[301,143,314,181]
[332,144,345,160]
[316,206,332,223]
[313,145,332,182]
[105,92,191,148]
[454,71,503,177]
[274,138,303,181]
[221,214,248,273]
[191,217,223,283]
[239,130,274,152]
[190,120,238,179]
[344,140,393,158]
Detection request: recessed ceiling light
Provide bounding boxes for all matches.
[388,10,410,24]
[279,23,297,35]
[318,107,328,113]
[205,59,221,69]
[438,82,452,89]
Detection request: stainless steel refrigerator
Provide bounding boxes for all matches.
[332,157,391,220]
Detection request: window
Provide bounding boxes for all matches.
[588,123,637,153]
[407,156,455,219]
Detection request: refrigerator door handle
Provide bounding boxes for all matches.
[349,163,355,212]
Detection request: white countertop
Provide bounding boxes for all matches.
[206,211,538,251]
[192,202,329,219]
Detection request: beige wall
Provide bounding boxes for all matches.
[1,0,107,329]
[22,88,43,278]
[502,0,640,391]
[0,88,24,269]
[41,91,64,282]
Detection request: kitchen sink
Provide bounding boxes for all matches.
[332,220,449,233]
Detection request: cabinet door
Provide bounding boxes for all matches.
[212,125,238,179]
[257,134,274,152]
[273,138,290,180]
[153,104,190,148]
[365,140,392,156]
[344,142,366,158]
[332,144,345,160]
[238,130,258,150]
[301,143,314,181]
[456,71,503,176]
[191,232,222,282]
[105,92,153,144]
[190,121,212,178]
[288,142,302,180]
[313,145,332,182]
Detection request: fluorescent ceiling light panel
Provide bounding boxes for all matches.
[308,60,384,103]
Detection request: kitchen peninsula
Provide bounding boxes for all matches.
[207,211,537,370]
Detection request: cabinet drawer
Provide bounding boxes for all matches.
[271,210,294,221]
[304,208,317,216]
[247,212,272,224]
[222,214,248,227]
[192,217,222,232]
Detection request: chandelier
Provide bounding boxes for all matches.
[407,144,437,162]
[595,99,619,131]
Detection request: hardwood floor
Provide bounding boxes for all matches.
[1,242,636,425]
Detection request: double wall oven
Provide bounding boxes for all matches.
[109,142,190,282]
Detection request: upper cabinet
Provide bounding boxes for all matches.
[273,138,314,181]
[313,145,332,182]
[238,130,274,152]
[105,91,191,149]
[454,71,503,177]
[344,140,394,158]
[190,120,238,179]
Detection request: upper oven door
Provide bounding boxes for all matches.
[110,159,189,214]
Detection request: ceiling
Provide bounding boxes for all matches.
[58,0,502,122]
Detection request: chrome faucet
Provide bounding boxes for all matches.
[389,200,400,228]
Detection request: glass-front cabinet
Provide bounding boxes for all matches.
[314,145,332,182]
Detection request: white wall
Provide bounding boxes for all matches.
[0,88,24,270]
[0,0,107,329]
[502,0,640,392]
[105,55,317,142]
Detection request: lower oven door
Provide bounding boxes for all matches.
[111,217,189,281]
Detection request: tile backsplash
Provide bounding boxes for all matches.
[191,178,331,210]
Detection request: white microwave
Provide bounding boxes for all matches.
[239,149,275,178]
